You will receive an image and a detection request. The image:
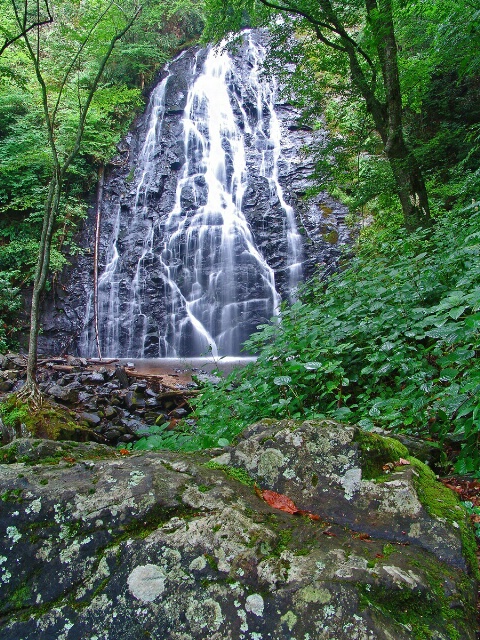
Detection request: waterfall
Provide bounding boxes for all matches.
[81,33,304,358]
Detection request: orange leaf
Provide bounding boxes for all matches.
[118,449,130,456]
[322,529,337,537]
[254,484,320,520]
[358,533,372,541]
[260,489,298,514]
[297,509,321,521]
[63,457,76,463]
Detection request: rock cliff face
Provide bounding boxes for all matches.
[0,420,477,639]
[38,30,349,357]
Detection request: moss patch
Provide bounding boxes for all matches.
[0,395,88,441]
[8,583,32,611]
[0,439,116,465]
[359,548,476,640]
[204,461,254,486]
[408,457,479,579]
[353,429,409,479]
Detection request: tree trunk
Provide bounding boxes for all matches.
[365,0,432,229]
[20,175,61,404]
[385,139,431,231]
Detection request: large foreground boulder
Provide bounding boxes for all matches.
[0,419,477,639]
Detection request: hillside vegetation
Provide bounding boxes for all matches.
[0,0,479,474]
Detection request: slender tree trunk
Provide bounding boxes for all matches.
[14,5,140,400]
[384,139,431,231]
[21,175,61,402]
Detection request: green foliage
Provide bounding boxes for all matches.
[203,0,480,224]
[0,270,20,351]
[192,205,480,474]
[131,422,202,452]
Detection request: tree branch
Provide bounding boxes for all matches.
[0,0,52,57]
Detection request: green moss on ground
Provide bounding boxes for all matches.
[204,461,254,486]
[359,548,476,640]
[0,394,88,441]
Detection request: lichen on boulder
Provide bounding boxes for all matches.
[0,419,477,639]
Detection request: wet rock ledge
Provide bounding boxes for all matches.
[0,419,477,639]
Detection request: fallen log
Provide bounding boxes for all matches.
[157,389,200,399]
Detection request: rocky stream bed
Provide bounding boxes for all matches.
[0,353,201,447]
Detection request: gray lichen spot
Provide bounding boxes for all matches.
[185,598,223,633]
[382,565,421,588]
[6,525,21,545]
[25,497,42,515]
[341,467,362,500]
[375,480,422,515]
[284,431,304,447]
[295,586,332,606]
[257,449,285,484]
[127,564,166,602]
[208,452,231,466]
[189,555,207,571]
[128,470,146,488]
[245,593,264,617]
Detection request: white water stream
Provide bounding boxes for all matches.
[81,35,303,358]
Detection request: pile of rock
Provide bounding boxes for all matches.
[0,353,198,446]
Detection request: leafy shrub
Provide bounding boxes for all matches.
[0,270,21,352]
[192,205,480,474]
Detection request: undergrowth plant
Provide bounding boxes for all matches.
[190,204,480,475]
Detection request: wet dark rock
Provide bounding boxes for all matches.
[144,412,160,424]
[124,390,145,410]
[130,382,148,392]
[120,418,150,435]
[79,412,102,427]
[0,380,14,392]
[118,433,136,444]
[48,384,80,404]
[85,372,105,383]
[114,367,130,389]
[104,406,117,419]
[104,428,123,442]
[78,391,95,404]
[170,407,189,419]
[0,420,476,639]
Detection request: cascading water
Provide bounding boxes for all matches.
[81,33,305,358]
[245,36,303,297]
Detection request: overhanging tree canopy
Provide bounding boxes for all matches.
[203,0,432,231]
